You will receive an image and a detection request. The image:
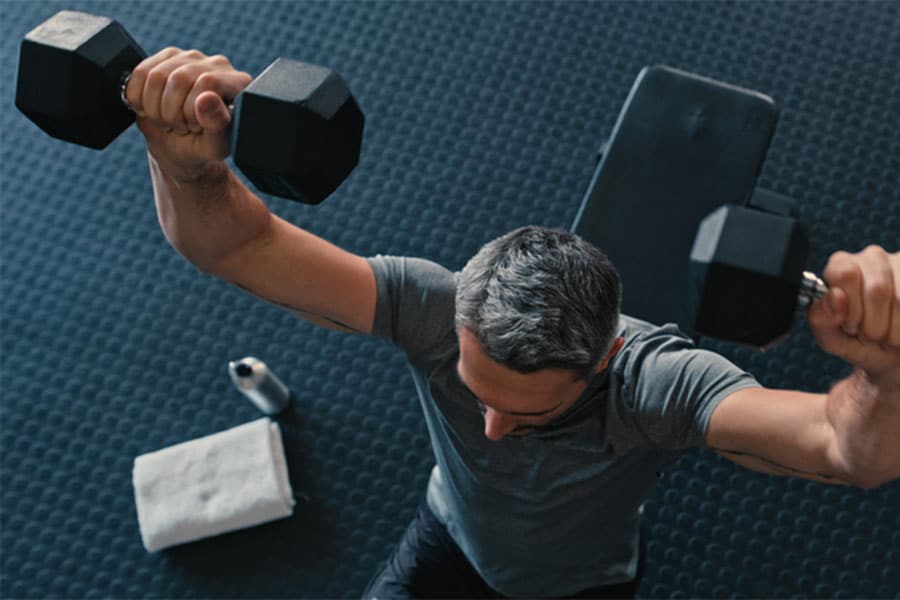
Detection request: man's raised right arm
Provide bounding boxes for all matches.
[129,48,375,334]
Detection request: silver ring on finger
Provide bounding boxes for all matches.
[120,72,133,111]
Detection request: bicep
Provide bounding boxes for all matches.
[706,387,853,485]
[217,215,376,334]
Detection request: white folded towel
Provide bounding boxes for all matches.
[133,418,295,552]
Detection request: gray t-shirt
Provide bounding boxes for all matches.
[367,255,759,596]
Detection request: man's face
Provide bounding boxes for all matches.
[456,327,597,442]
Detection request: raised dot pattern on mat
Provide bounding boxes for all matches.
[1,1,898,598]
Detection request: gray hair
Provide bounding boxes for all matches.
[455,226,621,380]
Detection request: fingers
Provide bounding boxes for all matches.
[888,251,900,347]
[183,67,254,130]
[125,48,252,134]
[822,251,863,335]
[821,245,899,347]
[857,246,896,343]
[160,58,215,133]
[809,284,848,328]
[194,91,231,134]
[124,47,180,115]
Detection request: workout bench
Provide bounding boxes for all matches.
[573,66,822,347]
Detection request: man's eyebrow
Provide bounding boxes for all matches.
[460,379,561,416]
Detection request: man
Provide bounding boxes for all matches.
[126,48,899,597]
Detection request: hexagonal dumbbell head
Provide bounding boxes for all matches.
[688,204,811,348]
[15,10,146,149]
[230,58,365,204]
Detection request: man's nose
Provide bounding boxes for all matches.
[483,407,516,441]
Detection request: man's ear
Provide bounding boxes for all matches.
[594,336,625,373]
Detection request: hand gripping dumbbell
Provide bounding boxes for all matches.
[687,202,828,348]
[15,10,364,204]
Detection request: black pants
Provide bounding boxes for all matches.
[363,501,646,599]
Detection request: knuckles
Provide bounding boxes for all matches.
[824,251,860,284]
[145,67,170,88]
[194,71,218,90]
[167,66,197,89]
[861,244,888,259]
[134,49,241,95]
[207,54,232,67]
[865,278,893,304]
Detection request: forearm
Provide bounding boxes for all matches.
[827,369,900,489]
[708,387,857,486]
[148,152,272,273]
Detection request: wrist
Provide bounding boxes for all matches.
[858,366,900,394]
[842,369,899,410]
[828,371,900,489]
[148,150,230,186]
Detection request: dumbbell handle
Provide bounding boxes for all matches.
[798,271,828,307]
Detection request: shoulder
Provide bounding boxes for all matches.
[367,255,457,293]
[366,255,458,361]
[606,315,759,448]
[611,315,696,375]
[613,314,752,387]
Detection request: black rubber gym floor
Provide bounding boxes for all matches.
[1,1,898,598]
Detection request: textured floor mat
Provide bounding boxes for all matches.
[1,1,897,598]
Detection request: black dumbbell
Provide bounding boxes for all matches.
[687,203,828,348]
[15,10,364,204]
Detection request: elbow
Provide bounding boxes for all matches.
[840,456,897,490]
[828,433,898,491]
[848,472,895,491]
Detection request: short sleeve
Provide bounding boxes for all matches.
[366,255,457,362]
[616,324,761,450]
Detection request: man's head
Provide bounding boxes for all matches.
[455,226,623,440]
